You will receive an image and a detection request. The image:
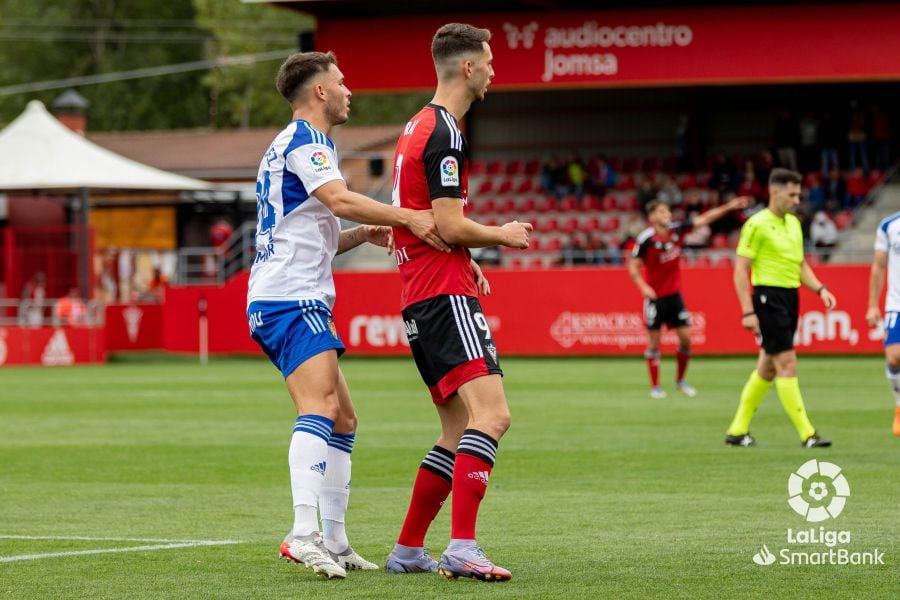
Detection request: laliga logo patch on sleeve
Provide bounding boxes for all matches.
[309,150,333,174]
[440,156,459,187]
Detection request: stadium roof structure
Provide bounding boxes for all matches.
[0,100,211,192]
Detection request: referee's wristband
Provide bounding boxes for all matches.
[816,285,828,295]
[741,311,755,318]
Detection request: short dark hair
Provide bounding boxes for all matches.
[769,167,802,187]
[645,199,666,215]
[431,23,491,68]
[275,51,337,103]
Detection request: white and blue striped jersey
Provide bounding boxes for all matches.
[874,211,900,312]
[247,120,345,308]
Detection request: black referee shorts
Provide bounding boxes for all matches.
[752,286,799,355]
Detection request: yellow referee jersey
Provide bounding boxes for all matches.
[735,208,803,288]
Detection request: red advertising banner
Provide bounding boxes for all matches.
[104,304,164,352]
[0,326,106,367]
[316,4,900,90]
[162,266,882,357]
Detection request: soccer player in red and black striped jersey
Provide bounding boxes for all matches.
[629,196,750,399]
[383,23,532,582]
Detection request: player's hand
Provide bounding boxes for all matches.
[730,195,753,210]
[500,221,533,249]
[741,313,760,334]
[471,259,491,296]
[364,225,394,255]
[641,285,657,300]
[819,288,837,311]
[406,210,451,252]
[866,306,882,327]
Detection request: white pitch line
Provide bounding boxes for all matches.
[0,539,243,564]
[0,535,229,543]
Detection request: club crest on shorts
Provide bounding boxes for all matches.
[327,316,338,338]
[485,342,498,363]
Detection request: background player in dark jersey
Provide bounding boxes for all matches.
[383,23,531,582]
[629,197,750,398]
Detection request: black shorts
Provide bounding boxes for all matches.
[401,294,502,404]
[645,293,691,330]
[753,286,799,355]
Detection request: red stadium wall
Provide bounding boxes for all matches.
[317,4,900,90]
[147,266,882,357]
[0,326,106,366]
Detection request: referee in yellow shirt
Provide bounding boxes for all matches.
[725,168,836,448]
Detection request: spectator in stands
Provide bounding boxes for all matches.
[806,174,826,213]
[819,111,841,176]
[587,154,616,194]
[588,233,621,265]
[636,177,659,212]
[848,102,870,175]
[798,111,820,173]
[709,152,738,194]
[566,153,587,198]
[773,109,799,171]
[869,103,892,171]
[824,167,848,212]
[19,271,47,327]
[845,167,868,210]
[541,155,566,198]
[54,287,88,326]
[558,232,590,266]
[754,150,774,200]
[738,160,762,201]
[656,174,682,206]
[810,211,838,262]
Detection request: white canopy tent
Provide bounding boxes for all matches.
[0,100,211,298]
[0,100,211,191]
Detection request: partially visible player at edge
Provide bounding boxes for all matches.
[865,210,900,436]
[629,196,750,399]
[724,168,836,448]
[383,23,531,582]
[246,51,450,580]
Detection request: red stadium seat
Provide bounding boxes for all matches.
[497,198,516,214]
[602,216,620,232]
[834,210,853,230]
[616,192,638,211]
[482,217,498,227]
[711,233,729,249]
[507,256,524,269]
[469,159,486,175]
[544,237,562,251]
[601,195,617,211]
[527,257,544,269]
[496,178,514,195]
[486,160,504,175]
[477,179,494,195]
[518,196,537,212]
[528,237,542,251]
[584,216,601,232]
[559,195,578,212]
[537,196,556,213]
[525,159,542,175]
[516,178,536,194]
[539,217,559,233]
[561,216,580,233]
[580,194,602,212]
[677,173,698,189]
[474,197,495,215]
[506,159,525,175]
[615,174,635,191]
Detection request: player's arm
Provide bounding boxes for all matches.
[800,260,837,310]
[336,225,394,256]
[691,195,752,228]
[314,180,449,252]
[627,256,657,300]
[867,250,888,325]
[431,198,531,248]
[733,255,758,333]
[471,259,491,296]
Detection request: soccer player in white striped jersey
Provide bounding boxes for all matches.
[247,51,450,579]
[866,210,900,435]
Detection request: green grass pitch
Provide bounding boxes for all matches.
[0,355,897,599]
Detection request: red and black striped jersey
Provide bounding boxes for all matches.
[391,104,477,309]
[632,220,693,297]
